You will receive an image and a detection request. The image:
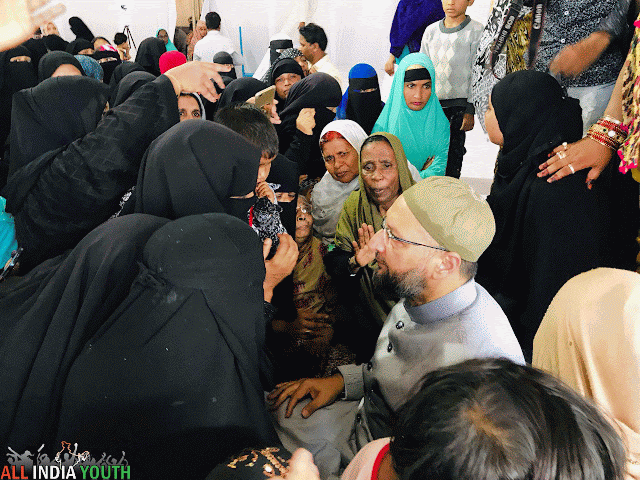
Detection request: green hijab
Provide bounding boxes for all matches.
[372,53,450,179]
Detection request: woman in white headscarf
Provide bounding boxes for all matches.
[533,268,640,480]
[311,120,367,245]
[311,120,420,244]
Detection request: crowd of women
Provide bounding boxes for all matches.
[0,3,639,480]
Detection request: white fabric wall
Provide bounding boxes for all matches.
[198,0,494,80]
[53,0,176,53]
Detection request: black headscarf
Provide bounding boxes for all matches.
[345,69,383,134]
[91,50,121,84]
[57,214,279,478]
[135,37,166,76]
[134,120,261,220]
[21,38,48,67]
[278,72,342,178]
[217,77,268,109]
[7,75,108,176]
[270,39,293,64]
[203,74,235,120]
[108,60,144,105]
[0,47,38,169]
[66,38,93,55]
[477,70,638,355]
[269,58,303,88]
[42,34,68,52]
[113,70,156,107]
[68,16,94,41]
[266,153,298,235]
[0,214,170,451]
[37,51,84,81]
[213,51,237,79]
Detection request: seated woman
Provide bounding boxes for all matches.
[372,53,449,178]
[335,63,384,134]
[56,214,281,479]
[325,132,416,362]
[270,195,355,381]
[311,120,368,244]
[37,51,85,81]
[533,268,640,480]
[476,70,638,358]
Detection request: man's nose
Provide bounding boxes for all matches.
[369,229,385,252]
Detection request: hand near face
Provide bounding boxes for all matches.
[296,108,316,135]
[0,0,65,50]
[352,223,376,268]
[256,181,276,202]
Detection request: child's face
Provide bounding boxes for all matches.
[484,96,504,147]
[442,0,472,19]
[295,198,313,243]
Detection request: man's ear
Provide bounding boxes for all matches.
[433,252,462,279]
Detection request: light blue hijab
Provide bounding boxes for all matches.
[372,52,449,178]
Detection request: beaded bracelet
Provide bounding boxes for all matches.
[587,116,628,151]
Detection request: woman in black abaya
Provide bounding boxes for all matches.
[277,72,342,179]
[57,214,280,479]
[108,61,145,105]
[476,70,638,358]
[135,37,167,76]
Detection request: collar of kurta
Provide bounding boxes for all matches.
[404,279,477,325]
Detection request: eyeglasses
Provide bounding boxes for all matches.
[382,218,448,251]
[296,206,310,214]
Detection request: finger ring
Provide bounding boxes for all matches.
[557,151,566,160]
[568,163,575,174]
[562,142,568,150]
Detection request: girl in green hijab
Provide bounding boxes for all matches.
[325,132,416,361]
[373,53,450,179]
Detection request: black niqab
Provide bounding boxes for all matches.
[113,71,156,107]
[0,214,170,451]
[91,50,121,84]
[66,38,93,55]
[21,38,47,67]
[108,60,144,105]
[68,16,94,41]
[57,214,279,478]
[6,75,108,176]
[135,37,166,76]
[134,120,261,220]
[37,50,85,81]
[346,75,382,134]
[213,51,237,79]
[42,34,68,52]
[217,77,267,109]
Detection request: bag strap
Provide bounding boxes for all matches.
[490,0,547,77]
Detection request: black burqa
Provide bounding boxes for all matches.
[217,77,267,109]
[213,51,237,79]
[0,47,38,185]
[42,34,68,53]
[134,120,260,220]
[113,71,156,107]
[21,38,47,67]
[108,61,145,105]
[68,16,94,42]
[66,38,93,55]
[269,57,303,111]
[6,75,108,176]
[345,74,383,134]
[476,70,639,356]
[1,74,179,270]
[277,72,342,178]
[37,50,85,81]
[57,213,280,479]
[91,50,121,84]
[135,37,166,76]
[0,214,170,452]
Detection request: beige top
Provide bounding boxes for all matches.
[533,268,640,480]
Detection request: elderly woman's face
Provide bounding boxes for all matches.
[321,137,359,184]
[295,197,313,244]
[360,140,400,207]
